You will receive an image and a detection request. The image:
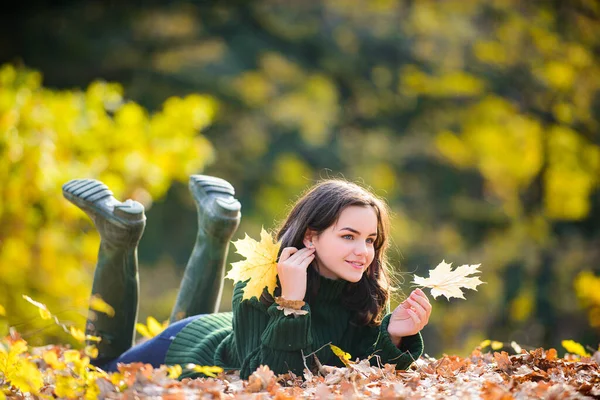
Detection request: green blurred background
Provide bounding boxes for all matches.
[1,0,600,358]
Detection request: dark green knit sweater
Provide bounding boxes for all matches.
[165,275,423,380]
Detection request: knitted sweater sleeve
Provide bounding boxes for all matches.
[232,281,313,379]
[372,314,423,369]
[351,314,423,370]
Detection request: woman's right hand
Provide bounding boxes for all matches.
[277,247,315,301]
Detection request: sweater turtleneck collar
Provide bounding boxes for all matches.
[312,273,349,303]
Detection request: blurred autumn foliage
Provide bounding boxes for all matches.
[0,64,216,344]
[1,0,599,356]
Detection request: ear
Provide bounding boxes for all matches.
[303,229,316,248]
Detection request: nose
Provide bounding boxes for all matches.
[354,241,368,256]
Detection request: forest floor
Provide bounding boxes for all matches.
[5,344,597,399]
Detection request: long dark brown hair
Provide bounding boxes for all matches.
[273,179,392,326]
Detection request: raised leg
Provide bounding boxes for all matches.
[63,179,146,363]
[169,175,241,322]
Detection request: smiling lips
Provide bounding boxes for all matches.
[346,260,365,270]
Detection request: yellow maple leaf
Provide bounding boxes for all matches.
[89,295,115,317]
[166,364,182,379]
[84,377,101,400]
[86,334,102,342]
[480,339,504,350]
[110,372,127,390]
[185,364,224,377]
[412,260,484,300]
[70,326,86,342]
[135,316,168,338]
[54,374,81,398]
[43,350,65,369]
[562,339,590,357]
[0,304,5,316]
[225,228,281,300]
[84,345,99,358]
[330,344,352,367]
[22,295,52,320]
[0,340,43,395]
[64,349,83,363]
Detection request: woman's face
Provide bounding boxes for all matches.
[307,205,378,282]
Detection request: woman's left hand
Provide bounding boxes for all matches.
[387,288,432,346]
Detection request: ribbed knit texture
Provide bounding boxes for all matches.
[165,275,423,380]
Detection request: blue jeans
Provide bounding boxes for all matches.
[100,315,204,372]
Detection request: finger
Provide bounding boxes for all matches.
[286,247,315,265]
[411,288,428,300]
[279,247,298,263]
[407,308,422,329]
[393,302,412,319]
[286,247,312,262]
[407,297,427,318]
[392,306,411,320]
[298,254,315,270]
[410,292,432,314]
[409,301,429,326]
[411,290,432,311]
[400,300,411,309]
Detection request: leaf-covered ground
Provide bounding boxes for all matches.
[2,335,600,399]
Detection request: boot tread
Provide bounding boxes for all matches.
[190,175,235,195]
[62,179,145,228]
[79,184,112,200]
[74,180,101,195]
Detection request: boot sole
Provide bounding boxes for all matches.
[189,175,241,215]
[63,179,146,229]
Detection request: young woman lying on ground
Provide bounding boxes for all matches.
[63,176,431,379]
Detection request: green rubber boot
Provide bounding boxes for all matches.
[63,179,146,364]
[169,175,241,322]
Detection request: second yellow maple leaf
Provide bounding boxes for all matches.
[413,260,484,300]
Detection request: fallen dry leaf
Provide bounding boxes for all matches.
[493,351,512,373]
